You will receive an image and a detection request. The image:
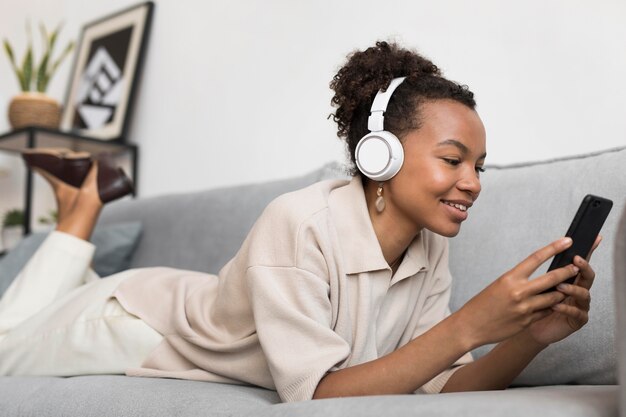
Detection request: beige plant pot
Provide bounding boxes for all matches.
[8,92,61,129]
[1,225,23,251]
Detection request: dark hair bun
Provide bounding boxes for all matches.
[329,41,441,140]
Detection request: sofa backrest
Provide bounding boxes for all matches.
[98,162,348,274]
[448,146,626,386]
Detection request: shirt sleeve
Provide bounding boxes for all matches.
[412,238,474,394]
[245,265,351,403]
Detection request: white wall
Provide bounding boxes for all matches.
[1,0,625,230]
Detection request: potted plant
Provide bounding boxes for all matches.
[3,22,74,129]
[1,208,24,251]
[38,208,58,230]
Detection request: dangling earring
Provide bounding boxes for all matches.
[375,183,386,213]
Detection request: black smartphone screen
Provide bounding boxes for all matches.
[543,194,613,293]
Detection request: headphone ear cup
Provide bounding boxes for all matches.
[355,131,404,181]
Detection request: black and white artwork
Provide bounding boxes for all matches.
[61,2,153,141]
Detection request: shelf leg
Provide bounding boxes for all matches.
[23,129,34,235]
[132,147,138,197]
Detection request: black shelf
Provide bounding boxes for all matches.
[0,127,139,235]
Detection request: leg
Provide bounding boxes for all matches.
[0,158,104,335]
[0,232,96,336]
[55,161,103,241]
[0,271,163,376]
[34,168,79,224]
[0,152,148,374]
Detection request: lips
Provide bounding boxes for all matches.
[441,199,471,221]
[442,200,468,212]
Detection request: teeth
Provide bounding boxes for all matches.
[443,201,467,212]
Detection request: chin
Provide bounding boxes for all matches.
[427,224,462,238]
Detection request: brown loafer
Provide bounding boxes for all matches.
[22,149,93,188]
[96,154,134,204]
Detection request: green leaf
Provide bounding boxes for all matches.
[39,22,48,49]
[49,23,60,52]
[42,74,51,93]
[14,69,26,92]
[4,40,25,90]
[21,45,33,91]
[36,23,51,92]
[3,39,16,67]
[36,52,49,92]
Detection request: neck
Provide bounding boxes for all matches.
[362,178,421,266]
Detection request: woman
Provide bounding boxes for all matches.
[0,41,599,403]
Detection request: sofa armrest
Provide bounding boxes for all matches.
[614,205,626,417]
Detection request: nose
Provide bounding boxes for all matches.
[458,168,481,200]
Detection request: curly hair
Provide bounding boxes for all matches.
[329,41,476,177]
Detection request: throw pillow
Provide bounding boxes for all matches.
[0,222,142,297]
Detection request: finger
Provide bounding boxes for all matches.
[572,256,596,290]
[529,308,553,323]
[586,235,602,262]
[526,290,566,311]
[525,264,580,295]
[551,303,589,327]
[556,283,591,310]
[515,238,573,277]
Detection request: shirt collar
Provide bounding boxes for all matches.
[327,176,429,279]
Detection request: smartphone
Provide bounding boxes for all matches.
[542,194,613,293]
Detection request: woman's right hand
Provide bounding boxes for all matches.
[455,237,580,349]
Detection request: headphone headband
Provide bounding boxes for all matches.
[367,76,407,132]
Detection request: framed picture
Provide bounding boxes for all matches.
[60,2,154,141]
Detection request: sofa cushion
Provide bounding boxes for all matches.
[449,146,626,386]
[97,162,348,274]
[0,376,280,417]
[0,376,615,417]
[247,385,617,417]
[0,222,143,296]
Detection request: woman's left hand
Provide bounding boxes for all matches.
[524,236,601,347]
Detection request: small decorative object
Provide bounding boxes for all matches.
[1,208,25,251]
[38,209,58,227]
[60,2,154,141]
[3,22,75,129]
[375,183,385,213]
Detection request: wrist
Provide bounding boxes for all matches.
[513,329,549,352]
[446,309,480,352]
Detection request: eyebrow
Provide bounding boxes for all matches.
[437,139,487,160]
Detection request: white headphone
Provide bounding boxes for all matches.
[355,76,406,181]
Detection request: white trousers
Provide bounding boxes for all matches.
[0,231,163,376]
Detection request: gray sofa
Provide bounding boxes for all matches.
[1,146,625,417]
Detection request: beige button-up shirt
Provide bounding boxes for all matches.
[114,177,473,402]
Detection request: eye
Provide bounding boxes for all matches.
[443,158,461,166]
[476,166,486,173]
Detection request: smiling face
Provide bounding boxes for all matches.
[385,99,487,238]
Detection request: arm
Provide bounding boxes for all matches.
[441,329,546,392]
[316,238,588,399]
[314,310,551,399]
[314,311,472,398]
[314,312,550,399]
